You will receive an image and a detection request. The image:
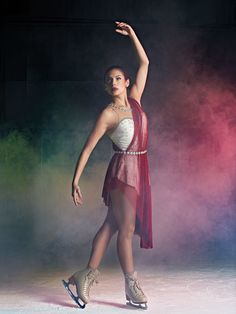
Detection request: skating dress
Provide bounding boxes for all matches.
[102,97,153,249]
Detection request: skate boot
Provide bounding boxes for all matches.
[125,271,148,310]
[62,266,100,308]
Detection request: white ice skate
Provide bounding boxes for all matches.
[62,266,100,309]
[125,271,148,310]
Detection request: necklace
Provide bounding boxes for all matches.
[111,103,132,112]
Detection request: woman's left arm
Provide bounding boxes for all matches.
[115,21,149,103]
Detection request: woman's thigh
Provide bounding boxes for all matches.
[109,185,137,230]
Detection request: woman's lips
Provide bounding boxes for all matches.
[112,87,118,91]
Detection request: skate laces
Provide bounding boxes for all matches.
[126,275,145,296]
[134,280,145,296]
[84,270,99,292]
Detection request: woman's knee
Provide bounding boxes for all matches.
[118,223,135,238]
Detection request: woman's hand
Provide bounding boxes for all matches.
[72,182,83,206]
[115,21,135,37]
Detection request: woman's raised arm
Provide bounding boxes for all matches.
[115,21,149,103]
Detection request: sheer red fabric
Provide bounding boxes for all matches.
[102,97,153,249]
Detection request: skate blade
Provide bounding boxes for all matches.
[126,299,148,310]
[62,279,86,309]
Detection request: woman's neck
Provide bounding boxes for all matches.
[112,94,130,107]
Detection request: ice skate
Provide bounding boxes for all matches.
[62,266,100,308]
[125,271,148,310]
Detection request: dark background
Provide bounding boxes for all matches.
[1,0,236,127]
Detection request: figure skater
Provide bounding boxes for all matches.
[62,21,153,310]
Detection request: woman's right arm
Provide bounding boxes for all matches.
[72,107,113,206]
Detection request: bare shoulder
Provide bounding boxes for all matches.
[96,103,111,117]
[101,103,118,119]
[96,103,117,131]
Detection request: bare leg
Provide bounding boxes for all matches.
[110,186,137,275]
[64,204,118,307]
[86,207,118,269]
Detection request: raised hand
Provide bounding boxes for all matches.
[115,21,134,36]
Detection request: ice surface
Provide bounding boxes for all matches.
[0,265,235,314]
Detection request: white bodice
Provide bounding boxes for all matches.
[107,118,134,151]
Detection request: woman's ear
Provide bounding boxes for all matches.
[126,79,130,88]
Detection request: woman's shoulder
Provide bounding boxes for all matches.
[104,102,114,110]
[97,103,118,133]
[102,102,117,115]
[98,103,118,122]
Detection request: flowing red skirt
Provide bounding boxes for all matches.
[101,97,153,249]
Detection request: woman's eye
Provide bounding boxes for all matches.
[106,77,121,84]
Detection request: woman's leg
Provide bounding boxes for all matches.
[86,206,118,269]
[109,186,137,275]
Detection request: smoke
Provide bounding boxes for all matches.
[139,68,236,266]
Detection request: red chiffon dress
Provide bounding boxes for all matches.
[102,97,153,249]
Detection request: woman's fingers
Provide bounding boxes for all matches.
[73,194,82,206]
[115,21,128,27]
[72,194,77,206]
[74,197,78,206]
[115,21,125,25]
[77,186,83,199]
[114,21,132,36]
[115,29,124,34]
[72,186,83,206]
[115,27,129,36]
[75,190,83,205]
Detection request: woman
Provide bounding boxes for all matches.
[62,21,153,310]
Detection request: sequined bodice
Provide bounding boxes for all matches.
[107,117,134,151]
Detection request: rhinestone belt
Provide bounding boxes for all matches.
[114,149,147,155]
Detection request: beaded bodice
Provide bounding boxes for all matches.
[107,117,134,151]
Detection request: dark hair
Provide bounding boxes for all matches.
[103,65,130,83]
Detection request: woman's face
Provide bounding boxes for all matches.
[104,69,129,96]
